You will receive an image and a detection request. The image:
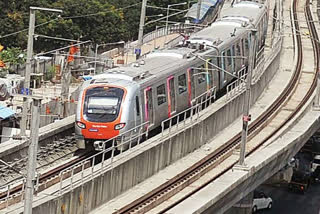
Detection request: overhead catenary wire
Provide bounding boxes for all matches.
[0,18,60,39]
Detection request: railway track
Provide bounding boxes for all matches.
[0,134,77,185]
[0,134,96,210]
[113,0,320,213]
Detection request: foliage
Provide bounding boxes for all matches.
[0,0,190,52]
[45,65,56,81]
[0,47,26,66]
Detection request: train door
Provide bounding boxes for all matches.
[211,57,220,90]
[134,95,142,127]
[195,65,207,100]
[177,73,189,111]
[220,51,226,88]
[231,45,235,75]
[239,39,245,70]
[144,87,154,127]
[263,14,268,44]
[224,48,233,84]
[243,37,250,67]
[167,76,176,117]
[187,68,196,105]
[235,41,243,76]
[205,59,213,90]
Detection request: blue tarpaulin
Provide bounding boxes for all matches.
[185,0,220,21]
[0,105,15,120]
[82,76,93,81]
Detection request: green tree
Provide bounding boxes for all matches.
[0,47,26,66]
[0,47,25,75]
[0,0,189,52]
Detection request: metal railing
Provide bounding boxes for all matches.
[164,34,184,48]
[0,174,42,210]
[225,40,282,102]
[226,67,247,101]
[59,85,216,195]
[142,23,195,44]
[252,55,266,84]
[57,121,149,195]
[161,87,216,137]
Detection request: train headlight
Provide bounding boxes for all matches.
[114,123,126,130]
[76,121,86,129]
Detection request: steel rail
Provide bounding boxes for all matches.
[0,144,94,209]
[114,0,319,213]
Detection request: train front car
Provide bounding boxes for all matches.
[75,73,139,150]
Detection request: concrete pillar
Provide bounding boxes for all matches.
[224,192,253,214]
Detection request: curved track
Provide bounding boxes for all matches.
[0,142,94,210]
[113,0,320,213]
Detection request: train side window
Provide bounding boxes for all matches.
[221,51,226,70]
[157,84,166,105]
[241,39,245,57]
[257,23,261,48]
[178,74,187,94]
[236,42,242,68]
[236,42,241,58]
[135,96,140,116]
[197,65,206,84]
[227,49,232,66]
[264,15,268,33]
[231,45,235,73]
[245,38,249,54]
[211,57,218,67]
[260,21,264,45]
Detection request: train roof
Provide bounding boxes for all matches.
[89,1,267,88]
[222,1,267,24]
[95,47,197,86]
[96,19,255,86]
[186,18,251,52]
[190,20,248,43]
[187,1,265,49]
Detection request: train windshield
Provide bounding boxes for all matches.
[84,86,124,122]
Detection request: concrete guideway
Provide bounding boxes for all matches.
[165,0,320,213]
[169,102,320,214]
[91,0,320,213]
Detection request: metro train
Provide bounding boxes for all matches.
[75,1,269,150]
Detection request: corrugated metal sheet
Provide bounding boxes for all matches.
[185,0,219,21]
[0,105,15,120]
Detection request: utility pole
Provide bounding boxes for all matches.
[24,97,41,214]
[61,40,81,118]
[60,64,71,118]
[239,30,257,166]
[137,0,147,58]
[20,7,62,136]
[20,8,35,136]
[196,0,202,22]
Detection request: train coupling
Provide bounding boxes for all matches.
[94,141,105,151]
